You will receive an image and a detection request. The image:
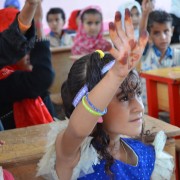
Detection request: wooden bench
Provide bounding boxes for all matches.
[0,115,180,179]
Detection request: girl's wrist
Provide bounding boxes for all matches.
[107,67,125,85]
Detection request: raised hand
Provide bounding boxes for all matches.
[108,10,148,78]
[142,0,154,15]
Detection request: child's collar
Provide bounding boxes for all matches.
[152,45,173,59]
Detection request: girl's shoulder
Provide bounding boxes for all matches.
[37,119,100,180]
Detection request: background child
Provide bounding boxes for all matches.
[46,7,73,47]
[118,1,142,40]
[140,3,180,113]
[0,1,55,130]
[71,6,111,55]
[66,9,81,34]
[37,11,173,179]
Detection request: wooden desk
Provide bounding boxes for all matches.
[0,115,179,180]
[140,67,180,127]
[50,46,73,94]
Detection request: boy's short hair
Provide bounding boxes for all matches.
[147,10,173,32]
[46,8,66,22]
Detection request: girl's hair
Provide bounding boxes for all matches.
[80,8,102,22]
[61,52,142,176]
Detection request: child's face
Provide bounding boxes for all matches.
[130,7,141,30]
[48,13,65,34]
[82,13,102,37]
[149,22,173,52]
[102,80,144,137]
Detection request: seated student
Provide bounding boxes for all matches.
[0,2,55,130]
[140,3,180,111]
[71,6,111,56]
[66,9,81,34]
[4,0,20,10]
[46,7,73,47]
[118,1,142,40]
[37,11,174,180]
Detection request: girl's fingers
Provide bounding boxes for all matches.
[114,11,128,48]
[109,22,122,51]
[124,9,135,44]
[108,46,123,61]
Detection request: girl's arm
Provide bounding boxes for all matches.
[57,11,148,159]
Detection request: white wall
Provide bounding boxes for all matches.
[0,0,172,29]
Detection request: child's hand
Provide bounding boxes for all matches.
[0,140,5,146]
[108,10,148,78]
[142,0,154,15]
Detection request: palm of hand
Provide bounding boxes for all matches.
[109,10,148,78]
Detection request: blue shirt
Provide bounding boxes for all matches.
[78,138,155,180]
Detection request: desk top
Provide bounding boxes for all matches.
[141,66,180,80]
[0,115,180,165]
[50,46,72,53]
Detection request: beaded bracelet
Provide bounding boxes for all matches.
[82,96,101,116]
[85,93,107,115]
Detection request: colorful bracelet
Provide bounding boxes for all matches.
[85,93,107,115]
[18,16,31,32]
[82,96,101,116]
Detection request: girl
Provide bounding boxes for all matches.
[118,1,142,40]
[37,10,174,179]
[71,6,111,55]
[67,9,81,34]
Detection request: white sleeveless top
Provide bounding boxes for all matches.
[36,120,174,180]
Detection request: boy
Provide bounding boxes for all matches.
[141,10,180,71]
[140,8,180,112]
[46,8,73,47]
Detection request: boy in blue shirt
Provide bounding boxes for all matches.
[140,6,180,112]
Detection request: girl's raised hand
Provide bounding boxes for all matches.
[109,10,148,78]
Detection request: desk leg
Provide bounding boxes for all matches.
[168,84,180,127]
[146,79,159,118]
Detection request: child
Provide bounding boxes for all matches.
[46,8,73,47]
[0,2,55,130]
[66,9,81,34]
[118,1,142,40]
[37,10,173,179]
[71,6,111,56]
[140,7,180,111]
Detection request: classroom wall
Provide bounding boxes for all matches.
[0,0,172,30]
